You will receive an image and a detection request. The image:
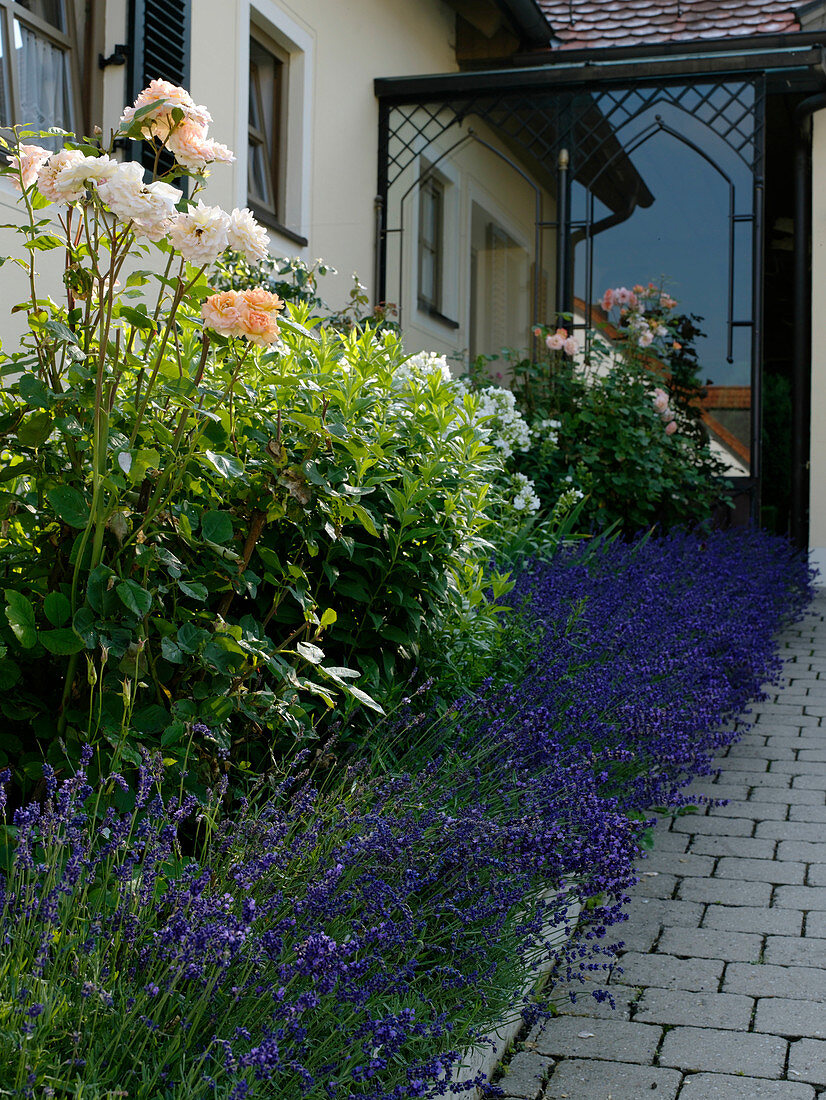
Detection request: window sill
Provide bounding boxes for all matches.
[417,300,460,330]
[249,203,308,248]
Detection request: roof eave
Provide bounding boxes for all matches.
[492,0,554,46]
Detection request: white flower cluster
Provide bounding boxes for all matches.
[455,381,531,458]
[510,472,541,513]
[8,83,270,269]
[392,351,453,388]
[533,417,561,447]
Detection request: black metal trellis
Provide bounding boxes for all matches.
[377,69,767,513]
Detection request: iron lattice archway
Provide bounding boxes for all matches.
[378,72,766,515]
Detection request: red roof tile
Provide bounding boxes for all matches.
[536,1,800,49]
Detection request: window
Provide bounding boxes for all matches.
[248,28,286,227]
[418,172,444,315]
[0,1,76,146]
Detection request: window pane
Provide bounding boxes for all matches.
[0,21,10,128]
[248,35,281,215]
[14,19,73,139]
[16,0,66,32]
[248,140,272,208]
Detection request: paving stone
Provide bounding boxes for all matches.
[715,857,806,884]
[648,828,690,853]
[543,1059,682,1099]
[691,783,752,802]
[772,761,826,776]
[632,871,677,898]
[788,1038,826,1086]
[798,749,826,761]
[636,852,715,877]
[494,1051,550,1098]
[691,834,776,859]
[712,800,791,820]
[748,773,796,789]
[632,987,753,1029]
[775,886,826,910]
[754,997,826,1038]
[703,905,803,936]
[554,984,637,1020]
[757,821,822,841]
[764,936,826,966]
[657,925,762,962]
[747,788,825,805]
[610,950,722,992]
[754,704,809,718]
[658,1025,786,1077]
[723,961,826,999]
[806,864,826,886]
[680,876,773,906]
[718,759,772,774]
[620,897,705,929]
[679,1074,816,1099]
[531,1016,662,1064]
[673,814,754,836]
[805,911,826,937]
[792,774,826,790]
[789,804,826,823]
[728,746,796,762]
[611,923,659,953]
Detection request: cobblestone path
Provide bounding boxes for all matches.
[497,591,826,1100]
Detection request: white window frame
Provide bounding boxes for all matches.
[236,0,312,250]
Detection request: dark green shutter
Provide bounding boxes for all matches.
[127,0,192,175]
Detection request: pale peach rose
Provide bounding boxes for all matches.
[166,119,234,171]
[241,287,284,314]
[664,420,678,436]
[652,388,669,414]
[238,305,281,347]
[120,79,211,139]
[202,290,245,336]
[167,201,230,266]
[36,149,86,203]
[638,329,654,349]
[563,336,578,357]
[53,154,117,200]
[8,144,50,191]
[601,288,614,312]
[546,332,565,352]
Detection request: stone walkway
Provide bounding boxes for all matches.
[497,590,826,1100]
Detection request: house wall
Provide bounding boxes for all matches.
[810,109,826,577]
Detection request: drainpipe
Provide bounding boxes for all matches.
[793,91,826,549]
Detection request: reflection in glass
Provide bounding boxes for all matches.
[16,0,65,31]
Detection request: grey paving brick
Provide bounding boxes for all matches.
[765,936,826,965]
[728,746,795,762]
[621,897,705,929]
[658,1025,786,1077]
[775,886,826,910]
[648,828,690,853]
[679,1074,816,1099]
[657,926,762,962]
[754,704,808,718]
[757,821,822,841]
[611,950,722,992]
[554,983,637,1020]
[494,1051,550,1098]
[792,774,826,790]
[754,997,826,1038]
[748,788,825,805]
[778,841,826,862]
[690,784,753,802]
[691,834,776,859]
[632,871,677,898]
[673,814,754,836]
[680,876,773,907]
[806,864,826,886]
[789,804,826,823]
[703,905,803,936]
[805,911,826,937]
[748,773,797,789]
[723,961,826,1000]
[612,923,660,953]
[718,759,771,774]
[798,750,826,762]
[633,987,753,1029]
[788,1038,826,1086]
[531,1016,662,1064]
[636,852,715,877]
[543,1059,682,1099]
[715,857,806,884]
[713,800,791,820]
[772,761,826,776]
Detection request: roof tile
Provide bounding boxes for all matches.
[536,1,799,48]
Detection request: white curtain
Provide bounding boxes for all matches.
[15,20,71,145]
